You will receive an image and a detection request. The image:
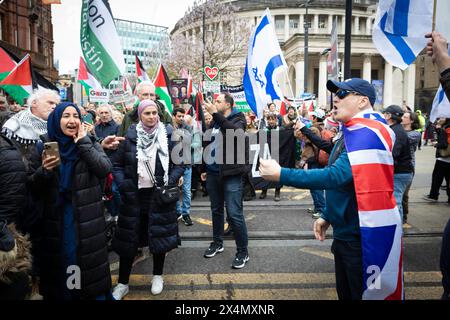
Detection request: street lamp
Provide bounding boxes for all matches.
[202,10,206,82]
[300,0,314,95]
[344,0,353,79]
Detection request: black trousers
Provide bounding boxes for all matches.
[331,239,363,300]
[429,160,450,201]
[441,218,450,298]
[118,253,166,285]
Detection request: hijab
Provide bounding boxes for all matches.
[138,99,160,134]
[47,102,81,192]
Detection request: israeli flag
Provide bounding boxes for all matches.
[243,9,288,118]
[372,0,434,70]
[430,47,450,122]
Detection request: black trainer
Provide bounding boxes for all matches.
[259,190,267,199]
[204,242,224,258]
[232,251,249,269]
[182,214,193,226]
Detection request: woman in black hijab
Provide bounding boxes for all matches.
[31,102,112,300]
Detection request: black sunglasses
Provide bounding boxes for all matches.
[335,89,362,100]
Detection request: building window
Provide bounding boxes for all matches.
[28,24,32,51]
[371,70,379,81]
[318,15,327,30]
[351,69,361,78]
[275,16,284,30]
[289,15,299,30]
[38,39,43,54]
[0,14,3,41]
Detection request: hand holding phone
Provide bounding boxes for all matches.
[42,142,61,171]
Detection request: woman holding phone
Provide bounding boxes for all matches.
[30,102,113,300]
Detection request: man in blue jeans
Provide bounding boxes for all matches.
[202,93,249,269]
[382,105,413,222]
[172,107,194,226]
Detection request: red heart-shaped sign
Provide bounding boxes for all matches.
[204,66,219,81]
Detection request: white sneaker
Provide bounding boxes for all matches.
[112,283,129,300]
[151,275,164,295]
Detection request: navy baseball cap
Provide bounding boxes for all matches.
[327,78,377,106]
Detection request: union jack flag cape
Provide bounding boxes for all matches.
[343,110,403,300]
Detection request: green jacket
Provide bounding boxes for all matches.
[118,99,172,137]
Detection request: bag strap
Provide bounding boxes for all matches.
[143,160,158,187]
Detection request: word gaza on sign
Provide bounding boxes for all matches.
[89,89,110,103]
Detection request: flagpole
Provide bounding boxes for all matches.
[432,0,438,31]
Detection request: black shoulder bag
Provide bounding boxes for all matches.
[143,160,180,204]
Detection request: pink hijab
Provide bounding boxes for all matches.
[138,99,160,134]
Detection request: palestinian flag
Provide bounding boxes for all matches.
[0,54,33,105]
[194,90,207,132]
[77,57,102,91]
[0,47,16,82]
[135,55,150,82]
[80,0,126,86]
[122,76,132,95]
[0,43,59,91]
[187,72,193,99]
[154,64,173,114]
[280,98,290,116]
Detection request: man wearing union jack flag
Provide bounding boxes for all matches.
[260,78,403,300]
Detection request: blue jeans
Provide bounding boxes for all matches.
[394,173,414,221]
[176,167,192,216]
[105,180,121,217]
[206,174,248,253]
[310,189,326,214]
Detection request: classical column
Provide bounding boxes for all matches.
[318,55,328,107]
[354,16,360,35]
[383,62,393,107]
[363,55,372,82]
[328,14,333,33]
[284,14,290,42]
[299,14,304,34]
[313,14,319,33]
[341,15,345,34]
[295,56,305,96]
[366,17,372,35]
[192,28,196,44]
[404,63,416,110]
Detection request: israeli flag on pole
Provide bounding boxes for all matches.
[372,0,434,70]
[243,9,288,118]
[430,47,450,122]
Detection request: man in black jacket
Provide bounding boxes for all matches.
[201,93,250,269]
[382,105,414,223]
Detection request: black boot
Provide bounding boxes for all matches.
[259,189,267,199]
[274,188,281,202]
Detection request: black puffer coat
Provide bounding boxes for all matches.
[29,135,112,299]
[0,134,27,224]
[112,124,184,258]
